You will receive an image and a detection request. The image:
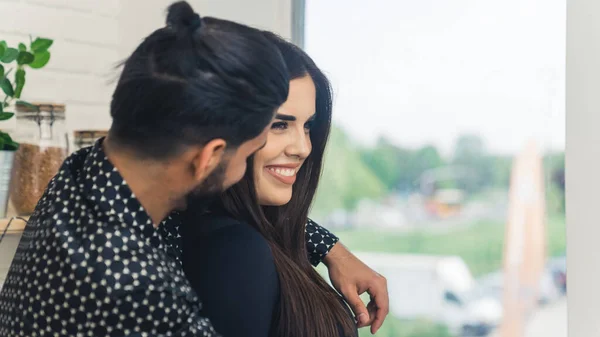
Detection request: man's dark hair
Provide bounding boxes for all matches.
[109,1,289,158]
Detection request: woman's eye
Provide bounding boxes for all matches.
[304,121,314,132]
[271,121,288,130]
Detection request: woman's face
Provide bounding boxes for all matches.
[254,75,316,206]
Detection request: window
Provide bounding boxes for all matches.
[304,1,566,336]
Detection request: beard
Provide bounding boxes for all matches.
[184,160,228,211]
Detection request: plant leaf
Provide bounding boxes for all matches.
[0,132,12,142]
[0,64,3,78]
[0,44,5,59]
[1,48,18,63]
[0,132,17,150]
[30,51,50,69]
[17,51,34,65]
[30,38,53,53]
[5,141,19,151]
[0,78,14,96]
[14,68,25,98]
[0,112,13,121]
[18,43,26,52]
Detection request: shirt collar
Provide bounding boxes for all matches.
[81,138,157,239]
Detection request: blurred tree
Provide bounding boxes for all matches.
[545,152,565,213]
[361,138,445,193]
[489,155,513,188]
[359,138,403,189]
[312,126,386,216]
[451,134,493,192]
[312,128,543,216]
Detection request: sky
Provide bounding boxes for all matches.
[305,0,566,156]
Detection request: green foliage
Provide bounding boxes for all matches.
[312,127,565,217]
[0,111,14,121]
[358,318,454,337]
[30,38,53,53]
[0,132,18,151]
[14,68,25,99]
[312,126,386,215]
[359,138,403,189]
[17,51,34,66]
[360,139,445,192]
[0,36,53,151]
[0,77,13,96]
[332,213,565,277]
[489,155,513,187]
[401,145,445,189]
[29,51,50,69]
[544,152,565,213]
[1,48,18,63]
[451,134,493,192]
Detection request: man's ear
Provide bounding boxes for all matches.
[192,139,227,181]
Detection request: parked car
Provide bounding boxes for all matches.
[355,252,502,336]
[472,257,566,309]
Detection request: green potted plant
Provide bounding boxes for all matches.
[0,36,52,217]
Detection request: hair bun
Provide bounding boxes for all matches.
[166,1,202,32]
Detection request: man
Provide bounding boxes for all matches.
[0,2,387,336]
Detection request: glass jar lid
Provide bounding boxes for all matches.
[73,130,108,148]
[15,102,66,121]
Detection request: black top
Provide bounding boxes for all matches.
[182,214,278,337]
[182,213,357,337]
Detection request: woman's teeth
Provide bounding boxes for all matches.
[268,167,295,177]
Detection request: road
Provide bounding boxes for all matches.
[490,297,567,337]
[524,298,567,337]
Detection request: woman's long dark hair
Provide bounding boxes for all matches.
[215,32,356,337]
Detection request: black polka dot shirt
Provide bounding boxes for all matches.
[0,140,338,336]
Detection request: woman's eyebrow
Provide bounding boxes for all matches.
[275,113,296,121]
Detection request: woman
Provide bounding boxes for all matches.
[182,32,357,337]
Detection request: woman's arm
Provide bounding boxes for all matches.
[305,219,390,334]
[305,218,340,266]
[183,222,279,337]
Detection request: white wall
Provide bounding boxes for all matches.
[119,0,291,58]
[0,0,121,133]
[566,0,600,336]
[0,0,291,139]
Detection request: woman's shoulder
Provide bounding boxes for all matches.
[182,212,273,262]
[182,214,279,337]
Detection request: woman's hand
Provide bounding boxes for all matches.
[324,243,389,334]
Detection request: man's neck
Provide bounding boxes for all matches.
[103,138,177,226]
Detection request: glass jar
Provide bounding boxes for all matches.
[73,130,108,151]
[10,103,67,215]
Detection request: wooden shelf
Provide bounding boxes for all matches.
[0,203,29,234]
[0,217,27,233]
